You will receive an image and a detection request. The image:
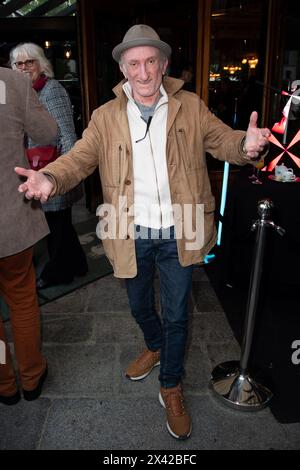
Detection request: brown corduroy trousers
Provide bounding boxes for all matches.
[0,247,46,396]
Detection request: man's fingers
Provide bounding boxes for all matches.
[24,191,35,200]
[15,166,31,178]
[258,137,269,147]
[260,128,271,138]
[248,111,258,128]
[33,191,42,200]
[18,183,29,193]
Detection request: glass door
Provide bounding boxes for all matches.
[208,0,269,130]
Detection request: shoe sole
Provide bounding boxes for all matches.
[125,360,160,381]
[158,391,192,440]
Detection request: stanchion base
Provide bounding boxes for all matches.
[210,361,273,411]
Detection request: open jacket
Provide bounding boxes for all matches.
[42,76,249,278]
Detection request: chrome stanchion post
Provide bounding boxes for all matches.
[210,199,285,410]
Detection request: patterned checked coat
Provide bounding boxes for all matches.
[28,78,83,211]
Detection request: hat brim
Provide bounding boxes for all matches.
[112,38,171,62]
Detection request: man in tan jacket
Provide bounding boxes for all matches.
[15,25,270,438]
[0,67,57,405]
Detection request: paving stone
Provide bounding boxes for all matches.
[39,398,167,450]
[41,344,116,397]
[0,399,51,450]
[281,423,300,449]
[191,281,224,313]
[183,344,212,393]
[94,312,144,344]
[40,287,88,314]
[41,313,95,344]
[86,277,131,313]
[188,312,234,343]
[206,341,241,369]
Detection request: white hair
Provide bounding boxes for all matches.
[9,42,54,78]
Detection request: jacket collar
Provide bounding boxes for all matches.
[112,76,185,135]
[122,80,169,110]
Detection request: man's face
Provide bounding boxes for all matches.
[120,46,168,106]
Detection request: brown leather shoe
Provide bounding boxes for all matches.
[159,384,192,440]
[125,348,160,380]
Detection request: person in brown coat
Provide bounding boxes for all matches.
[14,25,270,438]
[0,67,57,405]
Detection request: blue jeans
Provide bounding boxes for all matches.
[125,226,193,388]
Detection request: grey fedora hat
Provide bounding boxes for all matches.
[112,24,172,62]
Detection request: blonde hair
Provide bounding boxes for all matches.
[10,42,54,78]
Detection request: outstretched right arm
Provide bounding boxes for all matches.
[15,107,102,200]
[14,167,55,203]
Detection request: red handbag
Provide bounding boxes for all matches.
[26,146,58,170]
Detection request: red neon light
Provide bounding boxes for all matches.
[266,131,300,171]
[266,84,300,172]
[272,116,286,135]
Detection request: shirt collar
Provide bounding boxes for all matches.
[122,81,168,110]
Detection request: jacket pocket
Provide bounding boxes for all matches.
[177,128,203,170]
[102,142,124,187]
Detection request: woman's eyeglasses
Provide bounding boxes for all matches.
[14,59,37,69]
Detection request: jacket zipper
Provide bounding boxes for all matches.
[118,144,122,185]
[178,128,191,169]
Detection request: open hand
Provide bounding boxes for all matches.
[15,167,54,203]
